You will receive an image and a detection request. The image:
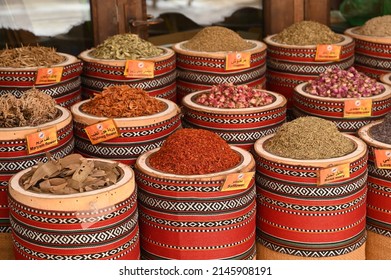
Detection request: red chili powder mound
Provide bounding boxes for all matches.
[148,128,241,175]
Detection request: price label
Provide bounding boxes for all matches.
[35,67,63,84]
[26,127,58,154]
[220,172,254,191]
[315,45,341,61]
[124,60,154,78]
[225,52,251,70]
[318,163,350,185]
[344,99,372,118]
[84,119,120,144]
[374,149,391,169]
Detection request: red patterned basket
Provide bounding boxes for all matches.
[0,53,83,109]
[8,159,140,260]
[0,106,74,233]
[172,40,267,104]
[181,89,287,151]
[292,82,391,134]
[264,34,355,108]
[253,134,368,260]
[135,146,256,260]
[345,27,391,80]
[358,121,391,259]
[79,47,176,102]
[71,98,181,166]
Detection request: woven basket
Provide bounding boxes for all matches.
[79,47,177,102]
[0,106,74,233]
[358,121,391,259]
[181,89,287,151]
[0,53,83,109]
[254,133,368,260]
[135,146,256,260]
[172,40,267,104]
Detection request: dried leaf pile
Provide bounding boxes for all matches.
[81,85,166,118]
[21,153,120,195]
[0,46,64,68]
[0,88,58,128]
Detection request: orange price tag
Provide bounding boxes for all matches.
[374,149,391,169]
[315,45,341,61]
[84,119,119,145]
[318,163,350,185]
[124,60,154,78]
[220,172,254,192]
[225,52,251,70]
[35,67,63,84]
[26,127,58,154]
[344,99,372,118]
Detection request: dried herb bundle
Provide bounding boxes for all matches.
[264,116,355,160]
[369,112,391,144]
[21,153,120,195]
[90,33,163,59]
[0,88,58,128]
[0,46,64,68]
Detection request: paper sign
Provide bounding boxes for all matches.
[220,172,254,191]
[315,45,341,61]
[26,127,58,154]
[35,67,63,84]
[374,149,391,169]
[225,52,251,70]
[124,60,154,78]
[344,99,373,118]
[318,163,350,185]
[84,119,119,144]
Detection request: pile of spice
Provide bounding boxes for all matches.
[0,46,64,68]
[90,33,163,60]
[148,128,241,175]
[195,83,273,108]
[305,67,385,98]
[81,85,165,118]
[182,26,254,52]
[20,153,120,195]
[272,21,342,45]
[264,116,355,160]
[369,112,391,144]
[357,15,391,37]
[0,88,58,128]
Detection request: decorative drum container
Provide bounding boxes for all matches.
[345,27,391,80]
[358,121,391,259]
[254,134,368,260]
[79,47,177,102]
[8,158,140,260]
[181,89,287,151]
[264,34,355,108]
[135,146,256,260]
[71,98,181,166]
[292,82,391,134]
[0,106,74,233]
[0,53,83,109]
[172,40,267,104]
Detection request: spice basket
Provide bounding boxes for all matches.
[78,47,177,102]
[0,106,74,233]
[380,72,391,87]
[264,34,355,109]
[345,27,391,80]
[181,89,287,151]
[253,133,368,260]
[71,98,181,166]
[292,81,391,134]
[135,146,256,260]
[8,158,140,260]
[358,121,391,259]
[172,40,267,104]
[0,53,83,109]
